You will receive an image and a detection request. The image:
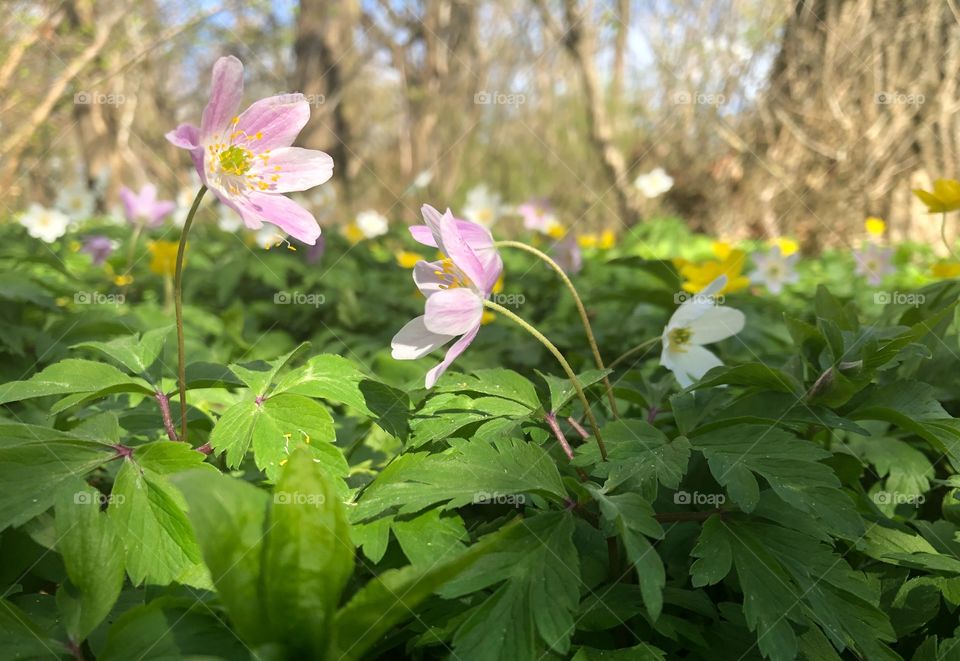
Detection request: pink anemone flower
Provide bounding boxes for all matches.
[120,184,176,227]
[165,56,333,245]
[392,205,503,388]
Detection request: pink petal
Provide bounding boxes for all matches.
[165,123,200,150]
[149,200,177,226]
[229,192,320,245]
[425,326,479,388]
[413,260,449,298]
[409,225,438,247]
[119,187,137,222]
[391,316,453,360]
[423,288,483,335]
[249,147,333,193]
[236,94,310,150]
[201,56,244,139]
[437,213,486,294]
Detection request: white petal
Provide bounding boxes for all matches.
[670,345,724,384]
[688,307,745,345]
[391,316,452,360]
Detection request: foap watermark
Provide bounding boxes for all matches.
[75,291,125,306]
[490,292,525,308]
[674,291,725,306]
[672,91,726,106]
[74,91,127,106]
[873,291,925,307]
[274,491,326,506]
[474,91,526,106]
[473,491,526,506]
[74,491,125,506]
[274,92,325,107]
[674,490,726,506]
[274,291,325,308]
[874,91,925,106]
[873,491,925,506]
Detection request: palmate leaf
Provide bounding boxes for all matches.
[434,368,542,411]
[690,424,862,538]
[72,326,171,378]
[407,392,533,448]
[0,358,152,406]
[537,368,611,413]
[438,512,581,660]
[691,516,897,661]
[352,437,567,521]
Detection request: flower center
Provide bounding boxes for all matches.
[668,326,692,351]
[218,145,253,176]
[435,257,474,290]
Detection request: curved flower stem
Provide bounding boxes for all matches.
[494,240,619,418]
[174,186,207,443]
[942,212,959,262]
[608,336,661,371]
[483,299,607,461]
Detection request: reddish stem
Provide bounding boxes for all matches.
[155,391,179,441]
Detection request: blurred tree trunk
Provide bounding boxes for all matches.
[294,0,360,202]
[744,0,959,250]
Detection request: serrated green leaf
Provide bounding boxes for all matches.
[72,326,171,377]
[0,359,151,405]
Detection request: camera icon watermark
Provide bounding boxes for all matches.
[74,291,125,305]
[274,92,325,106]
[274,291,325,308]
[474,90,526,106]
[874,91,925,106]
[274,491,326,506]
[873,291,924,307]
[74,491,125,506]
[873,491,924,506]
[472,491,526,506]
[673,490,726,506]
[672,91,726,106]
[674,291,725,305]
[74,91,127,106]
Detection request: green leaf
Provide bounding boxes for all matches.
[0,599,59,658]
[109,459,206,587]
[173,469,271,647]
[538,368,611,412]
[261,448,354,658]
[72,326,171,377]
[691,363,803,395]
[441,513,580,659]
[354,437,567,520]
[392,508,467,566]
[331,521,516,661]
[691,424,862,537]
[0,359,152,405]
[435,368,541,410]
[229,341,310,396]
[0,427,116,531]
[408,392,531,448]
[55,484,125,642]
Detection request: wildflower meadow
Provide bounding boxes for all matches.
[5,2,960,660]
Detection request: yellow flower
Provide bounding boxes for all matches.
[395,251,423,269]
[711,241,732,260]
[481,311,497,325]
[671,257,689,269]
[914,179,960,213]
[492,274,504,295]
[865,217,886,237]
[599,229,616,249]
[546,222,567,240]
[932,261,960,278]
[148,240,180,277]
[342,223,364,245]
[773,238,799,256]
[578,233,598,249]
[680,249,750,294]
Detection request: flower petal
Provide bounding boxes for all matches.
[249,147,333,193]
[437,212,486,294]
[236,94,310,150]
[229,192,320,245]
[423,288,483,335]
[688,307,745,345]
[148,200,177,226]
[391,316,453,360]
[667,345,723,385]
[425,326,479,388]
[413,260,448,298]
[201,56,244,139]
[166,123,200,150]
[409,225,438,247]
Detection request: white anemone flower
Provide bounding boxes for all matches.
[355,210,389,239]
[750,245,800,294]
[661,275,745,387]
[634,167,674,199]
[19,204,72,243]
[55,183,96,220]
[462,184,502,227]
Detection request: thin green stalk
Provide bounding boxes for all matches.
[942,212,959,262]
[608,336,661,371]
[484,299,607,460]
[174,186,207,443]
[495,240,619,418]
